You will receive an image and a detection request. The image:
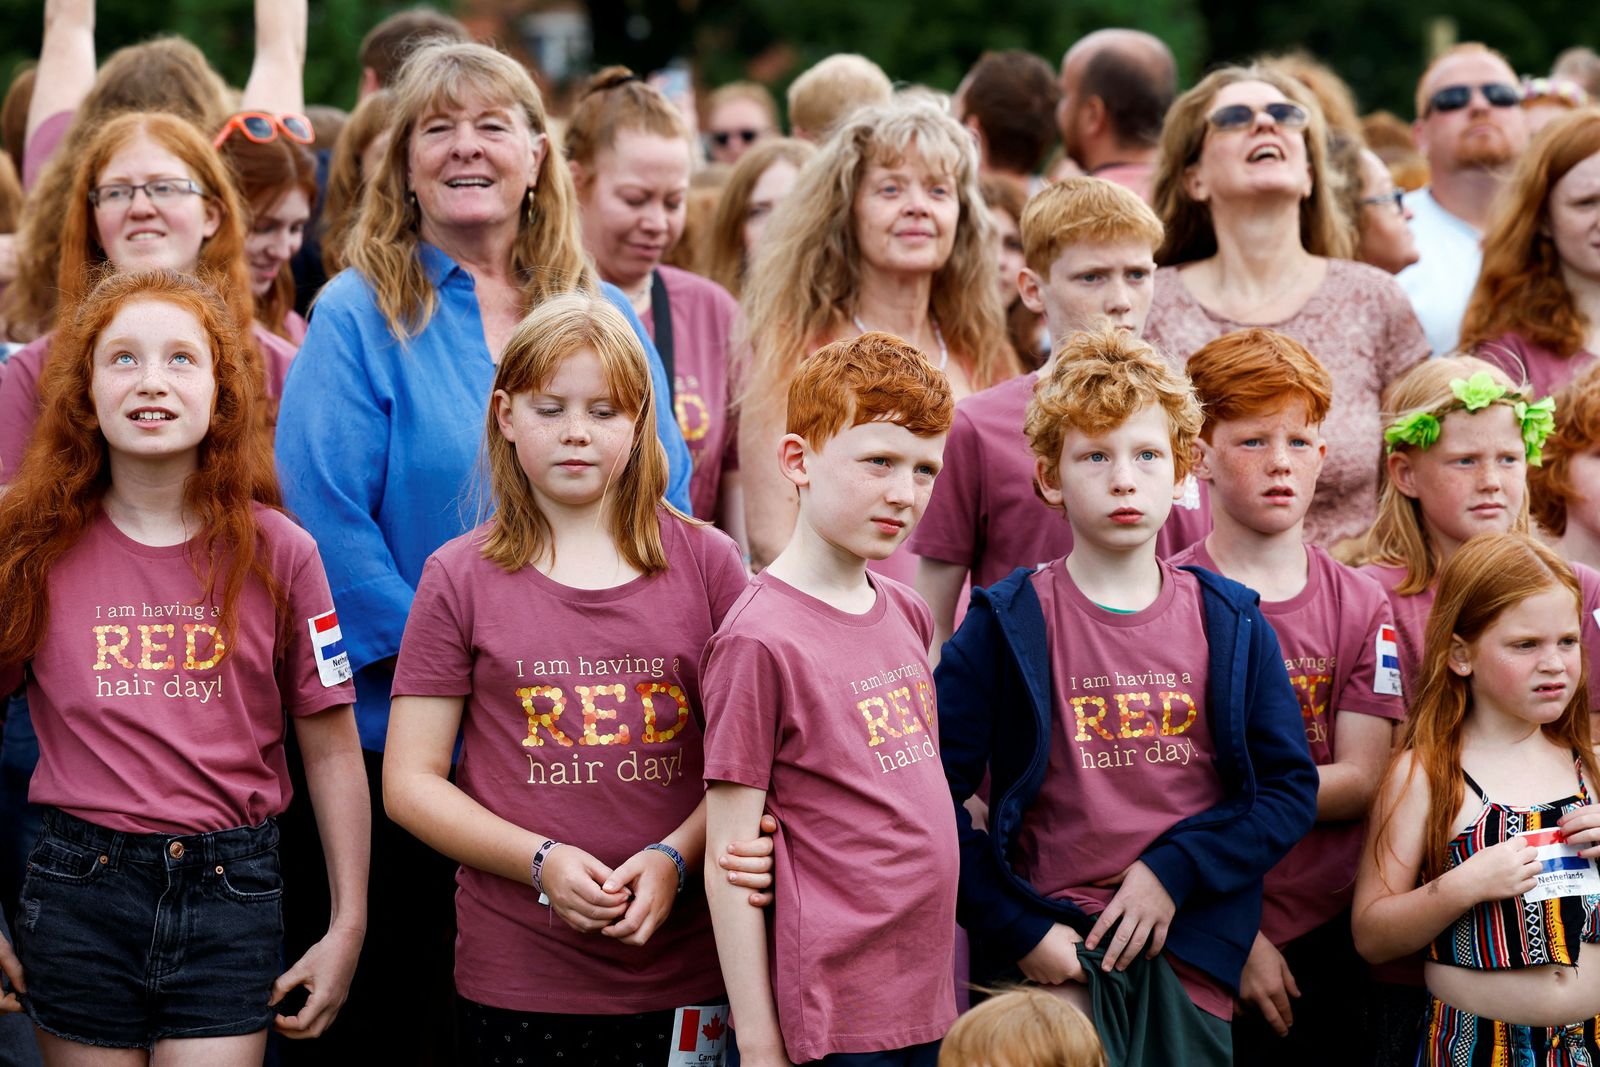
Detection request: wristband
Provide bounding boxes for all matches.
[531,838,561,905]
[645,842,687,894]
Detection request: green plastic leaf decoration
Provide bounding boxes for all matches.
[1449,371,1508,411]
[1383,410,1441,453]
[1515,395,1557,465]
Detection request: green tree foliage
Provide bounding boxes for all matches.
[0,0,420,113]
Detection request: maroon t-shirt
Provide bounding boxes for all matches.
[390,511,749,1013]
[1020,557,1232,1018]
[23,109,72,191]
[1478,331,1598,403]
[645,266,740,521]
[0,324,298,482]
[0,506,354,834]
[700,573,958,1060]
[1173,542,1404,944]
[1362,560,1600,716]
[906,372,1211,589]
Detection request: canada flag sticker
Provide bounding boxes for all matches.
[669,1003,730,1065]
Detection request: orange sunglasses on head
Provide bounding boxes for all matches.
[213,112,314,149]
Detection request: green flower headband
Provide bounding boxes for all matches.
[1382,371,1556,466]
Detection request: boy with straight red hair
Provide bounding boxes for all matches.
[702,333,959,1066]
[911,176,1207,650]
[938,326,1316,1066]
[1168,328,1403,1062]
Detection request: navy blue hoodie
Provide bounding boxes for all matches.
[936,563,1318,992]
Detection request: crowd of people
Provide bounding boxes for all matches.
[4,3,1600,1066]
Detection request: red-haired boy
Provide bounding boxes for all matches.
[702,334,958,1066]
[1168,328,1403,1061]
[937,326,1317,1066]
[910,176,1208,650]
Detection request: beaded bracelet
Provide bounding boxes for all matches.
[531,838,561,905]
[645,842,687,894]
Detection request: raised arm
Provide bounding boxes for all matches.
[241,0,306,115]
[27,0,95,148]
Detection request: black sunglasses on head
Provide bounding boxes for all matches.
[710,128,762,147]
[1425,82,1520,115]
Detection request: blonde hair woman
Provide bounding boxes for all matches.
[738,93,1018,571]
[1145,65,1430,548]
[270,40,690,1061]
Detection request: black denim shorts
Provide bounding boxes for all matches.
[14,807,284,1049]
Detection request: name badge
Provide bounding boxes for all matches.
[667,1003,730,1066]
[307,610,353,688]
[1521,827,1600,903]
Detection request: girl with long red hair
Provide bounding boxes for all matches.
[1463,109,1600,397]
[1353,532,1600,1064]
[0,269,367,1064]
[0,111,296,485]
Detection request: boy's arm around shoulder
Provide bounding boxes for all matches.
[936,583,1057,962]
[1138,592,1319,908]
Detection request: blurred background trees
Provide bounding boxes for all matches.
[0,0,1589,121]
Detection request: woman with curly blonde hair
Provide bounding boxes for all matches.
[1146,64,1429,548]
[737,93,1018,571]
[1463,108,1600,398]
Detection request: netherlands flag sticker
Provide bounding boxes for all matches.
[307,610,353,688]
[1521,826,1600,903]
[1373,625,1403,697]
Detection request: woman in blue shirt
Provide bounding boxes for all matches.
[272,39,691,1063]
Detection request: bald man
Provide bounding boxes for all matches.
[1055,29,1177,203]
[1397,43,1529,354]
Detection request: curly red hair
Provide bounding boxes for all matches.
[0,269,282,666]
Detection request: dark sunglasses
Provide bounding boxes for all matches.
[709,128,762,148]
[213,111,315,149]
[1206,101,1309,132]
[1425,82,1520,115]
[1361,189,1405,214]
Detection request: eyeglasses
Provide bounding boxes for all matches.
[89,178,206,209]
[1206,101,1310,132]
[709,128,763,148]
[1424,82,1520,116]
[1361,189,1405,214]
[213,111,315,150]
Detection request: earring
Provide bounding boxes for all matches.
[524,187,536,227]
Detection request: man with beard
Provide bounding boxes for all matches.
[1399,43,1529,354]
[1055,29,1176,203]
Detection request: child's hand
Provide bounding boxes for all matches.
[1085,861,1175,971]
[717,813,780,907]
[270,925,363,1039]
[1454,835,1541,903]
[541,845,630,934]
[600,847,681,946]
[0,932,24,1013]
[1559,805,1600,859]
[1019,923,1087,985]
[1237,933,1300,1036]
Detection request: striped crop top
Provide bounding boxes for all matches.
[1428,760,1600,970]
